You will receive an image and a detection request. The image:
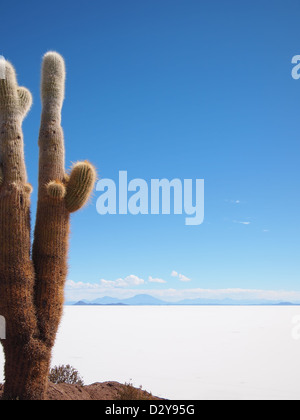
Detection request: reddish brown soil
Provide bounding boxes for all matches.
[0,381,164,400]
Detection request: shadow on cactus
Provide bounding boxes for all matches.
[0,52,96,400]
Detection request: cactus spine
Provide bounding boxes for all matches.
[0,52,96,400]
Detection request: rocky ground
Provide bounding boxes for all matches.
[0,381,164,400]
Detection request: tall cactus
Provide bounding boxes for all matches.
[0,52,96,400]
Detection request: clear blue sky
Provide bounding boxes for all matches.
[1,0,300,301]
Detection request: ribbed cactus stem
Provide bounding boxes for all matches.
[41,52,65,122]
[0,58,44,400]
[39,52,66,186]
[0,61,32,185]
[66,161,97,212]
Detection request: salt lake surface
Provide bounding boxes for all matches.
[1,306,300,400]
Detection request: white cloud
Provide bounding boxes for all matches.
[178,274,191,282]
[66,280,100,289]
[149,276,167,284]
[171,271,191,282]
[100,274,145,289]
[65,281,300,304]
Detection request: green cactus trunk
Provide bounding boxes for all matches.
[0,53,96,400]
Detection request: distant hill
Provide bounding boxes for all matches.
[92,296,122,305]
[72,294,169,306]
[66,294,300,306]
[122,294,168,305]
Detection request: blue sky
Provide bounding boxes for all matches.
[1,0,300,302]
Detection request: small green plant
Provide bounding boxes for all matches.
[49,365,84,386]
[116,381,154,400]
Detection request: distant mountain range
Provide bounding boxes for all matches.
[66,294,300,306]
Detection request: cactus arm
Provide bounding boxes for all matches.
[17,87,33,118]
[46,180,66,199]
[0,62,32,184]
[65,161,97,212]
[38,52,66,186]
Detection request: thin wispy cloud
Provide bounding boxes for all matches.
[226,199,241,204]
[149,276,167,284]
[234,220,251,225]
